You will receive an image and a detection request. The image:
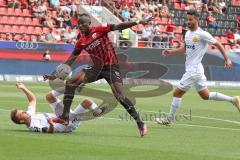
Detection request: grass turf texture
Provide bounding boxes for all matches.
[0,82,240,160]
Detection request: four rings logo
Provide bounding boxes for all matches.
[16,41,38,50]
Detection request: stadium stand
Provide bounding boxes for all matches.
[0,0,239,50]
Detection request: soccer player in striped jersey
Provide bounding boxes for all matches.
[44,13,154,136]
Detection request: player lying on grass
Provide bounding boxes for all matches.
[10,82,105,133]
[156,10,240,126]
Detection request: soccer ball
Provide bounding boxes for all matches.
[55,64,72,80]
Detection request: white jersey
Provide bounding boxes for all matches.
[27,106,80,133]
[184,27,217,73]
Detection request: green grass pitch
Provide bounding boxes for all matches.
[0,82,240,160]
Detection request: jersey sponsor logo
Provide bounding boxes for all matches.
[92,33,97,39]
[186,44,195,50]
[192,37,199,43]
[86,39,101,51]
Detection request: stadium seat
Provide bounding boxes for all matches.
[3,25,12,33]
[19,26,27,34]
[25,17,32,25]
[26,26,35,34]
[15,8,22,16]
[0,7,6,15]
[16,17,24,25]
[0,16,8,24]
[23,34,30,41]
[31,35,37,41]
[0,0,6,7]
[0,33,6,40]
[174,3,181,10]
[35,27,42,35]
[22,9,32,17]
[12,25,20,34]
[180,3,186,10]
[7,8,15,16]
[8,16,17,25]
[14,34,22,41]
[32,18,40,26]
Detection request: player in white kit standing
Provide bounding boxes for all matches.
[156,10,240,125]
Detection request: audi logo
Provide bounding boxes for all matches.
[16,41,39,50]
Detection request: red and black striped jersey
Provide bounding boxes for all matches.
[74,24,118,66]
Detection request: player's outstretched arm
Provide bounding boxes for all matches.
[214,42,232,68]
[162,45,186,56]
[110,17,154,31]
[16,82,36,107]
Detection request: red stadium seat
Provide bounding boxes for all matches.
[22,9,32,17]
[3,25,12,33]
[19,26,27,34]
[0,16,8,24]
[180,3,186,10]
[16,17,24,25]
[23,34,30,41]
[0,7,6,15]
[31,35,37,41]
[15,8,22,16]
[0,24,3,30]
[174,3,181,10]
[14,34,22,41]
[0,33,6,40]
[12,25,20,34]
[8,16,17,25]
[0,0,6,6]
[25,17,32,25]
[35,27,42,35]
[7,8,15,16]
[32,18,40,26]
[26,26,35,34]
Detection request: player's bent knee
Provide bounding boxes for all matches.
[81,98,93,109]
[46,92,55,103]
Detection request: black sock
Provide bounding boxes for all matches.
[120,98,144,129]
[62,84,77,118]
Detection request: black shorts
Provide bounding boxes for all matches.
[83,64,122,84]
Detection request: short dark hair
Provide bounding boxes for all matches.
[10,108,21,124]
[78,13,91,24]
[187,10,200,17]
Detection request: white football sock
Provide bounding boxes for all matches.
[167,97,182,121]
[73,104,85,114]
[209,92,233,102]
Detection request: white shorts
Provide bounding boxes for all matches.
[49,99,81,132]
[177,72,207,92]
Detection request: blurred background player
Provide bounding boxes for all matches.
[156,10,240,126]
[44,13,154,136]
[10,82,104,133]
